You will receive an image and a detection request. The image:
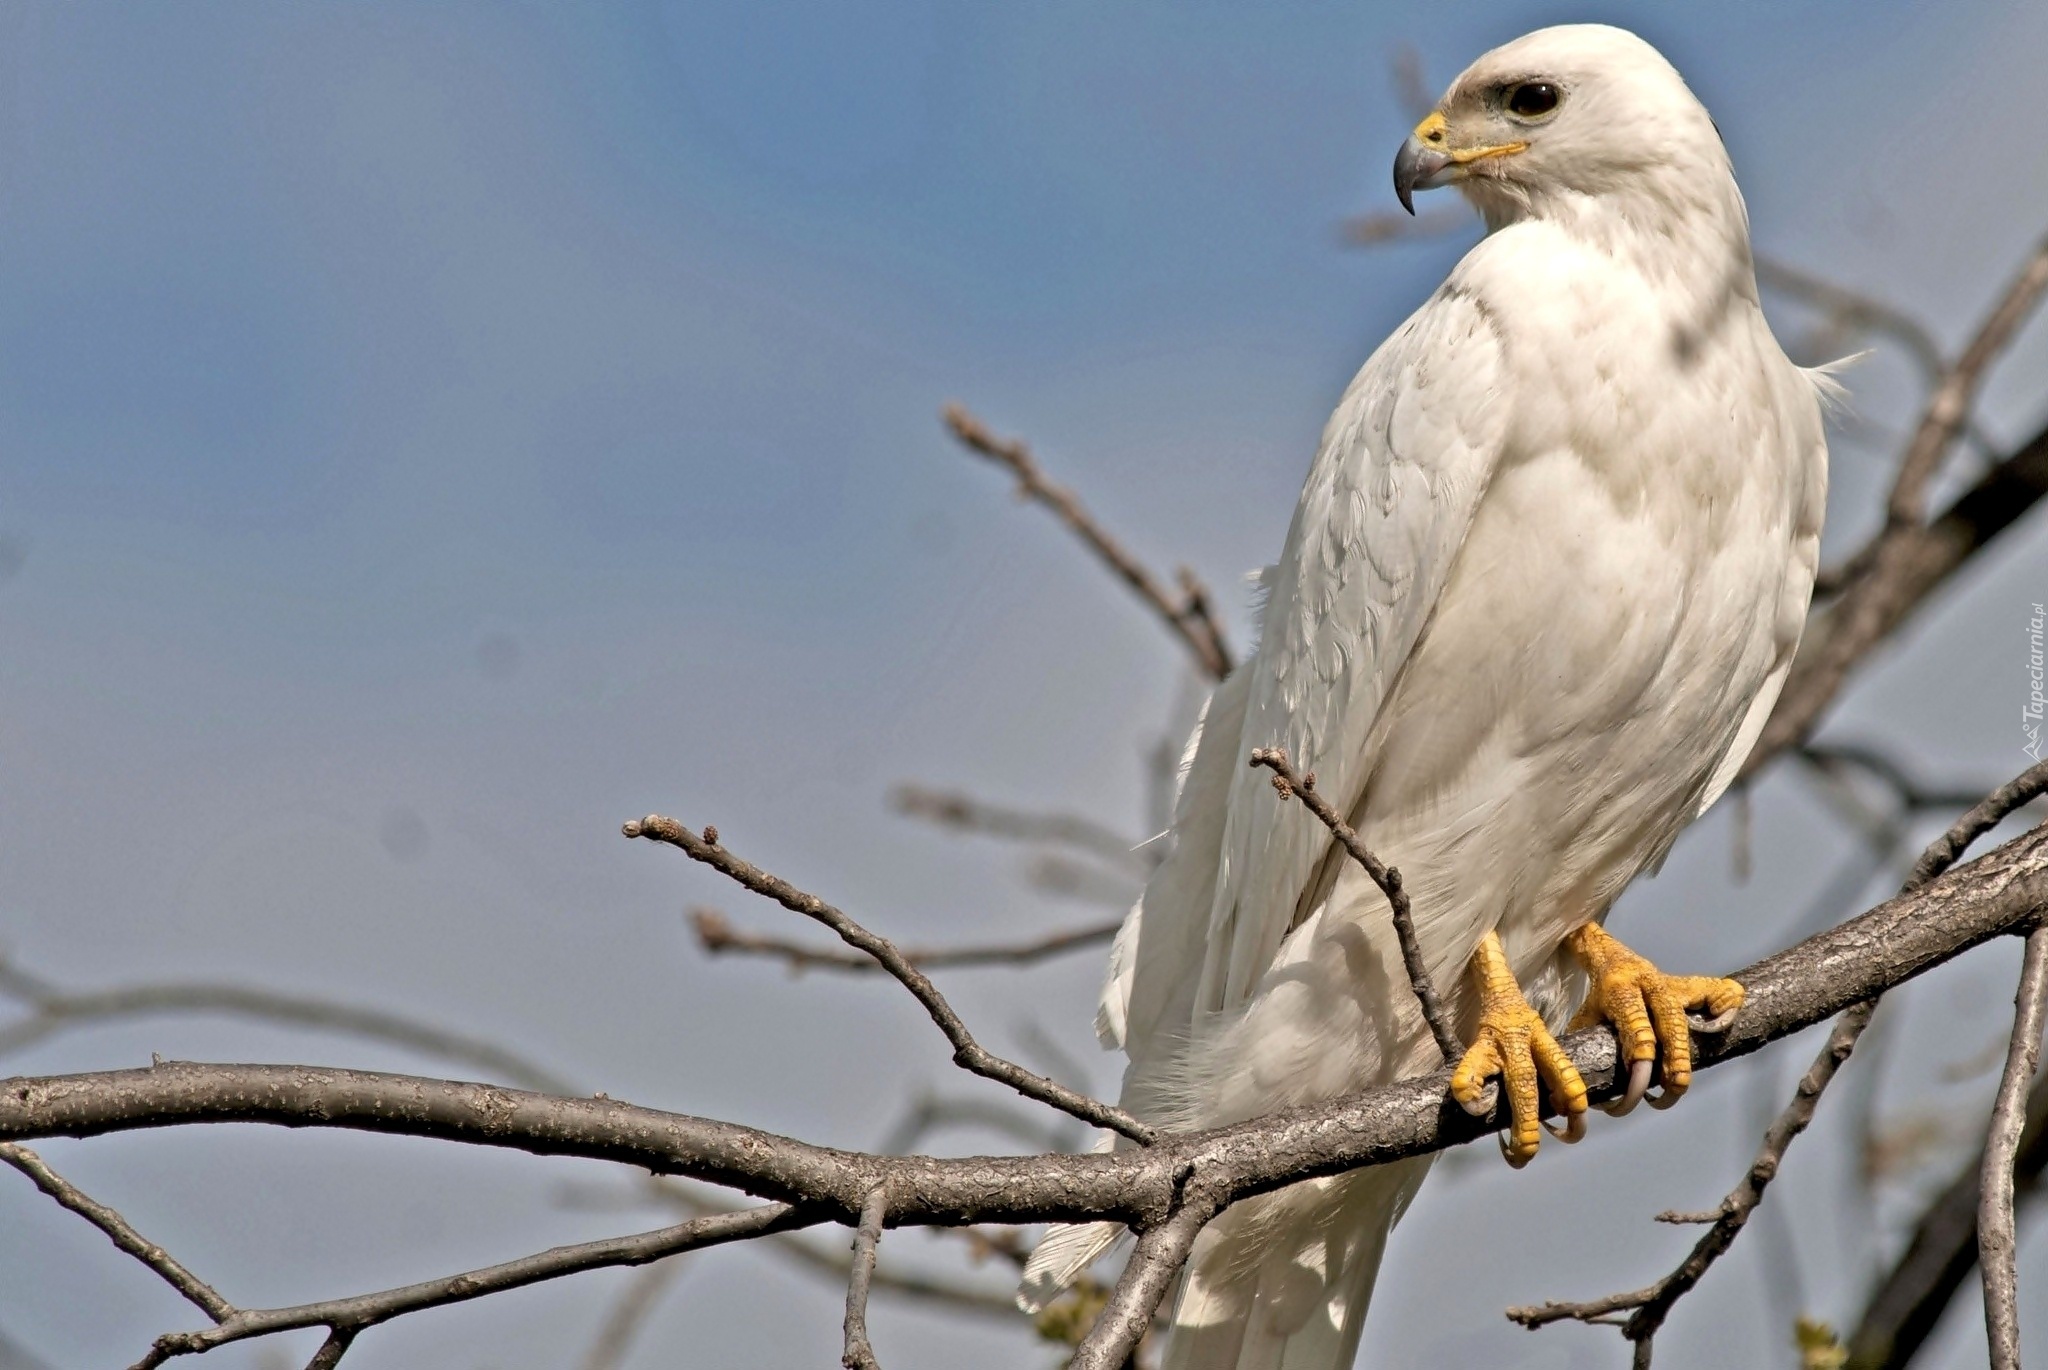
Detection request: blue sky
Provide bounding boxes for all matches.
[2,4,2046,1367]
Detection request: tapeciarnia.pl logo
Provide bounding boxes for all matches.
[2027,602,2045,760]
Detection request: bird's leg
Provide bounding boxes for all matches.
[1449,930,1588,1168]
[1564,922,1745,1116]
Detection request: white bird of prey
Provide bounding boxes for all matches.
[1020,23,1831,1370]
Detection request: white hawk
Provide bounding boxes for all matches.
[1023,23,1830,1370]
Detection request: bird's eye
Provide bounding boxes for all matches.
[1505,82,1560,119]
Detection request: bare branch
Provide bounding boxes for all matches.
[1911,759,2048,888]
[597,1177,1020,1318]
[1507,1000,1875,1355]
[0,1142,234,1322]
[577,1263,685,1370]
[130,1203,815,1368]
[8,820,2041,1250]
[1068,1186,1219,1370]
[301,1329,353,1370]
[1744,414,2048,780]
[1340,204,1474,248]
[1508,760,2048,1355]
[1752,255,1945,385]
[1846,1069,2048,1369]
[1248,748,1462,1064]
[626,814,1153,1144]
[842,1185,888,1370]
[1799,743,2019,818]
[0,960,577,1095]
[941,404,1234,680]
[890,784,1153,872]
[1390,44,1433,121]
[690,907,1120,976]
[1982,927,2048,1370]
[1888,227,2048,526]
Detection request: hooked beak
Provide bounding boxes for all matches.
[1393,134,1453,215]
[1392,111,1527,214]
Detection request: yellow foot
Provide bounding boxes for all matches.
[1450,930,1588,1169]
[1564,923,1745,1116]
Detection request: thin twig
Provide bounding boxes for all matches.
[1982,926,2048,1370]
[1506,1001,1876,1355]
[1887,226,2048,526]
[1508,759,2048,1356]
[0,1142,234,1322]
[942,404,1233,680]
[626,815,1154,1144]
[1248,748,1462,1064]
[1752,255,1945,386]
[690,908,1120,975]
[578,1262,686,1370]
[842,1184,889,1370]
[1390,44,1433,120]
[1910,759,2048,888]
[1799,743,2020,818]
[890,784,1153,872]
[129,1203,816,1368]
[0,959,576,1095]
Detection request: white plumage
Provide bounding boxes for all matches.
[1024,24,1829,1369]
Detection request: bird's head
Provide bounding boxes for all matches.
[1394,25,1730,224]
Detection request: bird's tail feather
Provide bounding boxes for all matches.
[1161,1161,1423,1370]
[1017,1220,1124,1315]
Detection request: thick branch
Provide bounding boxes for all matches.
[626,815,1152,1144]
[942,404,1234,680]
[1248,748,1462,1064]
[7,823,2047,1236]
[1745,417,2048,779]
[689,907,1119,975]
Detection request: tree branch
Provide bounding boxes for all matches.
[889,784,1153,873]
[1506,763,2048,1356]
[1982,926,2048,1370]
[842,1184,889,1370]
[129,1203,815,1368]
[689,907,1119,976]
[7,822,2046,1239]
[1248,748,1462,1064]
[1886,227,2048,526]
[0,1142,233,1322]
[942,404,1234,680]
[1846,1070,2048,1368]
[0,958,576,1095]
[1745,415,2048,780]
[1069,1183,1218,1370]
[624,814,1154,1144]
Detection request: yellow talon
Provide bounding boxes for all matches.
[1564,923,1744,1114]
[1451,930,1588,1168]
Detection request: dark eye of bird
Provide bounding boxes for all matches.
[1507,82,1559,118]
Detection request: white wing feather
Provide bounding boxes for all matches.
[1192,286,1508,1021]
